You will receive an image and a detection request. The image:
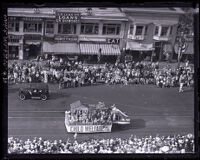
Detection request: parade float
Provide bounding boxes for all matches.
[65,101,130,133]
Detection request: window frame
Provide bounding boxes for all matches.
[8,21,19,32]
[80,23,99,35]
[45,21,54,34]
[57,23,77,34]
[160,26,170,37]
[24,21,42,33]
[102,23,121,35]
[154,25,171,37]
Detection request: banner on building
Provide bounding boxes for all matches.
[54,35,78,42]
[56,12,81,23]
[106,38,120,44]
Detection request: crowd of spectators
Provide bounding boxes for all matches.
[8,133,194,154]
[8,57,194,89]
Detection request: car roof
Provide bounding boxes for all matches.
[29,83,49,89]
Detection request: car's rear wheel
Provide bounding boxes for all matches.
[41,94,48,100]
[19,94,26,100]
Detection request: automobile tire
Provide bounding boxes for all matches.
[19,94,26,100]
[41,94,48,100]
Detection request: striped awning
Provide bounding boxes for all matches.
[80,43,121,55]
[43,42,79,54]
[100,44,121,55]
[80,43,99,55]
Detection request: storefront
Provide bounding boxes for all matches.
[23,34,42,59]
[79,38,121,63]
[8,35,22,59]
[125,41,154,62]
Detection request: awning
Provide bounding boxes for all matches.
[43,42,79,54]
[80,43,121,55]
[126,41,154,51]
[80,43,99,55]
[99,44,121,55]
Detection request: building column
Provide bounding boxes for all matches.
[18,39,24,60]
[99,21,103,35]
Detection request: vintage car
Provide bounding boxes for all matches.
[19,83,49,100]
[65,101,130,133]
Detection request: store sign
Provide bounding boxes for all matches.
[8,17,20,21]
[24,34,41,40]
[22,17,42,21]
[8,35,22,41]
[106,38,120,44]
[69,125,111,133]
[56,12,81,23]
[54,35,78,42]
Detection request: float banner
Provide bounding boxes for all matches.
[69,125,111,133]
[56,12,81,23]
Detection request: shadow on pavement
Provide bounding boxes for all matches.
[112,119,146,132]
[49,92,71,100]
[8,87,19,94]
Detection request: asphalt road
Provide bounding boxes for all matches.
[8,83,194,141]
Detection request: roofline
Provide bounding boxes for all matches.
[121,8,185,15]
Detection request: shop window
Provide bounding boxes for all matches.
[103,24,121,35]
[81,23,99,34]
[24,22,42,32]
[161,26,169,36]
[46,21,54,34]
[58,24,76,34]
[8,46,18,59]
[8,21,19,32]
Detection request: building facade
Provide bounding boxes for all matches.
[8,7,191,62]
[7,8,128,62]
[121,8,185,62]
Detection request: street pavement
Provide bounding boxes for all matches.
[8,83,194,142]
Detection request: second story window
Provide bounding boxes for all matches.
[46,21,54,34]
[135,25,144,36]
[103,24,121,35]
[81,23,99,34]
[154,26,159,36]
[24,22,42,33]
[129,25,134,35]
[58,24,76,34]
[161,26,169,36]
[8,21,19,32]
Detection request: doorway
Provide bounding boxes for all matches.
[27,44,41,59]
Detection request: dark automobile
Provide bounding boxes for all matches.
[19,83,49,100]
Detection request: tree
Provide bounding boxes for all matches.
[175,8,194,67]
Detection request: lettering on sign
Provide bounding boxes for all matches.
[8,35,22,43]
[54,35,78,42]
[69,125,111,133]
[56,12,81,23]
[106,38,120,44]
[22,17,42,21]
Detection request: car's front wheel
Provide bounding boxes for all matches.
[19,94,26,100]
[41,94,48,100]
